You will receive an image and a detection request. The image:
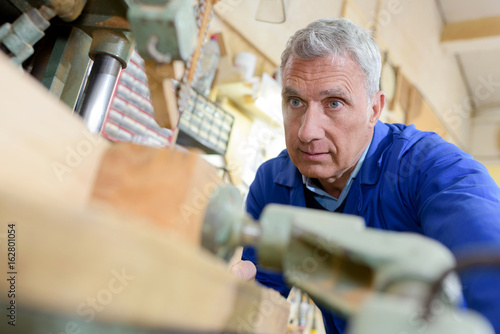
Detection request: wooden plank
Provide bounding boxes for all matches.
[407,97,448,139]
[405,85,424,124]
[441,16,500,53]
[389,66,402,111]
[0,191,289,333]
[341,0,351,18]
[91,143,222,245]
[404,85,449,140]
[144,61,179,129]
[0,52,110,211]
[397,73,412,114]
[0,50,289,332]
[442,15,500,42]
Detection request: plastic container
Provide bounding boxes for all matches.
[193,35,220,97]
[234,51,257,81]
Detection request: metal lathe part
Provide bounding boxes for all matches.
[202,185,262,261]
[78,54,122,133]
[241,216,261,246]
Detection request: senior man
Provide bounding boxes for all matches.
[231,18,500,333]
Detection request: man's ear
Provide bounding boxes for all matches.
[369,91,385,126]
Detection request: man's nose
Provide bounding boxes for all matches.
[298,104,324,143]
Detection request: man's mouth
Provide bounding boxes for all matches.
[299,149,329,160]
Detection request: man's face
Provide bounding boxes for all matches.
[281,55,383,188]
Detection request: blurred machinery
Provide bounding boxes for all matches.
[0,0,211,133]
[202,185,496,334]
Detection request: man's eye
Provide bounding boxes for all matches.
[328,100,342,109]
[290,98,302,107]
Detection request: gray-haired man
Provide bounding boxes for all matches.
[232,18,500,333]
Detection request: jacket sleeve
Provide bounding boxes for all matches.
[400,135,500,332]
[242,162,292,298]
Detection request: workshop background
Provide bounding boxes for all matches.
[210,0,500,189]
[0,0,499,334]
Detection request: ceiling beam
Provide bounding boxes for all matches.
[441,15,500,53]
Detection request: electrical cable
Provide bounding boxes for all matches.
[421,249,500,321]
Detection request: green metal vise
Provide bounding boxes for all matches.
[127,0,197,63]
[201,185,495,334]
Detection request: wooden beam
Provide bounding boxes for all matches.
[144,61,179,129]
[0,50,290,332]
[442,15,500,41]
[441,15,500,53]
[91,143,222,246]
[0,52,110,212]
[341,0,351,18]
[0,191,290,333]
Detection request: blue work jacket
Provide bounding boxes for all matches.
[242,121,500,333]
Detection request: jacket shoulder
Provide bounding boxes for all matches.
[384,123,466,159]
[257,149,291,173]
[247,149,299,219]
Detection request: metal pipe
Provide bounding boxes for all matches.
[241,216,262,246]
[78,54,122,133]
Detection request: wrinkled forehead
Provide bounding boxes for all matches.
[282,54,347,73]
[282,54,369,97]
[282,55,363,86]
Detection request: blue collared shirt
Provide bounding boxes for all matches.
[302,140,371,211]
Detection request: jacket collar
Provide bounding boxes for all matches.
[274,150,303,188]
[358,121,391,185]
[273,121,390,188]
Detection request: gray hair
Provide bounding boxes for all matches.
[280,18,381,98]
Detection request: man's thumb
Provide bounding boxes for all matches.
[230,260,257,280]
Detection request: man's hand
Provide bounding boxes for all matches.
[229,260,257,280]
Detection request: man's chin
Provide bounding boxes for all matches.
[297,165,333,180]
